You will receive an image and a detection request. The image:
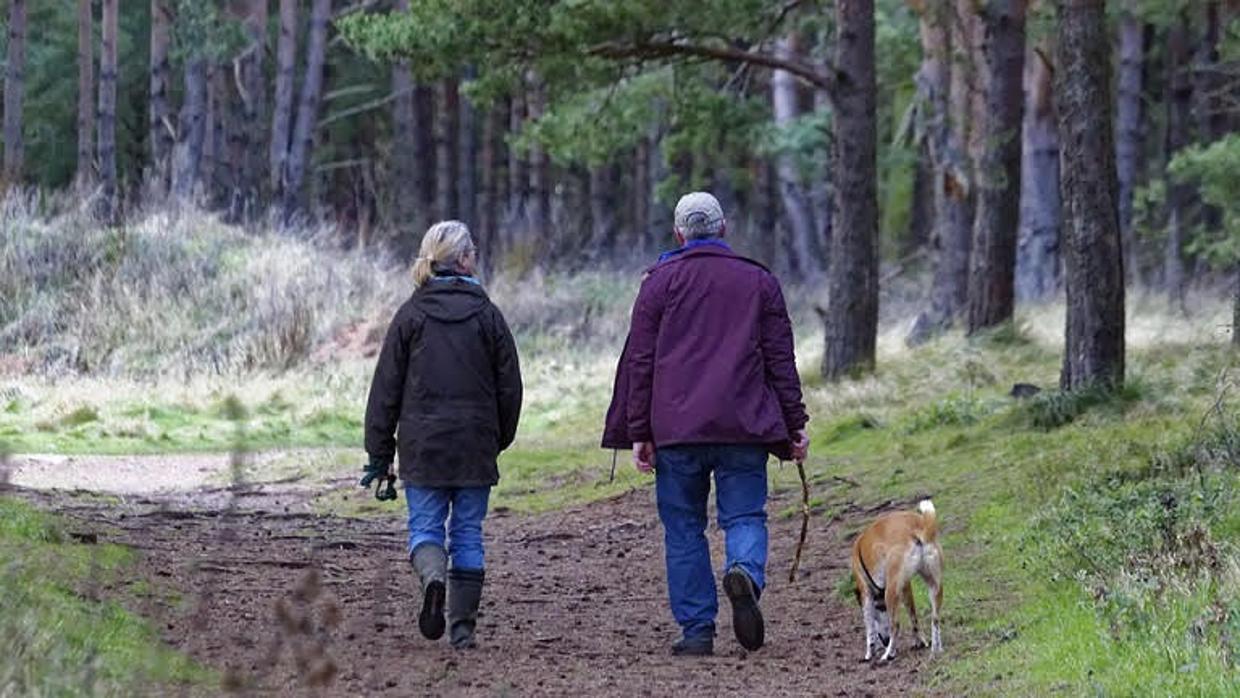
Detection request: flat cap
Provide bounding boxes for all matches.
[674,191,725,238]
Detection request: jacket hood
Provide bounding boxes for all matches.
[414,281,490,322]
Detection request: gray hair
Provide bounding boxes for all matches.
[674,191,726,240]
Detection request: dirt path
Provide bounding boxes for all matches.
[15,471,936,696]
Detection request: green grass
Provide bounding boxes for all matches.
[0,497,207,695]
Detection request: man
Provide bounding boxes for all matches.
[602,192,809,656]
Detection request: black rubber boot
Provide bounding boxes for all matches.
[671,636,714,657]
[723,566,765,651]
[447,568,485,649]
[411,544,447,640]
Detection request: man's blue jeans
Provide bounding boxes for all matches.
[405,485,491,570]
[655,444,769,640]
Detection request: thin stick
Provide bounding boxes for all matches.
[609,450,618,483]
[788,459,811,583]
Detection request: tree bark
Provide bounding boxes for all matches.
[234,0,268,220]
[906,141,933,254]
[588,164,617,257]
[4,0,27,181]
[97,0,119,221]
[1164,14,1193,312]
[270,0,298,197]
[434,78,460,219]
[772,34,819,278]
[172,58,208,199]
[633,137,652,254]
[478,104,501,271]
[1114,3,1144,284]
[1233,265,1240,347]
[414,85,436,221]
[1015,44,1060,301]
[460,74,478,227]
[965,0,1025,334]
[148,0,173,194]
[907,0,973,345]
[282,0,332,220]
[822,0,879,380]
[390,1,419,231]
[77,0,95,187]
[526,73,550,243]
[506,89,528,251]
[1055,0,1125,391]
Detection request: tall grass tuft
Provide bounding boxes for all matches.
[1,195,405,376]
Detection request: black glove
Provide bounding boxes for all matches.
[360,458,398,501]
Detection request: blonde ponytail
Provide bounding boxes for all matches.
[412,220,475,288]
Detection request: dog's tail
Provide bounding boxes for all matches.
[917,499,938,543]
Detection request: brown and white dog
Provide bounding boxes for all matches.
[849,499,943,662]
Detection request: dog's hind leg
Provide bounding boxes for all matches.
[904,581,926,649]
[928,573,943,653]
[861,595,876,662]
[880,583,900,662]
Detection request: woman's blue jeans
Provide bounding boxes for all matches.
[405,485,491,570]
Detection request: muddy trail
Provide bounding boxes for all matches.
[15,469,936,696]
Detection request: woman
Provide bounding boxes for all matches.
[362,220,523,649]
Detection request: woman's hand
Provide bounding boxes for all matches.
[632,442,656,474]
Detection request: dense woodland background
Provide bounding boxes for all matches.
[0,0,1237,383]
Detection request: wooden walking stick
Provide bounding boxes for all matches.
[788,457,811,583]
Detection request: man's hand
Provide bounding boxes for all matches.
[791,429,810,463]
[633,442,656,474]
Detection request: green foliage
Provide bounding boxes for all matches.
[169,0,245,63]
[1020,380,1148,430]
[1170,133,1240,267]
[902,393,994,434]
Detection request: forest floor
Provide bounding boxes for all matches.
[10,453,928,697]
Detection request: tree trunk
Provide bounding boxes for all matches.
[772,34,819,278]
[907,0,973,345]
[4,0,27,182]
[478,104,501,271]
[633,137,652,255]
[965,0,1025,334]
[1114,3,1144,284]
[1055,0,1125,391]
[1164,14,1193,312]
[1015,45,1060,301]
[282,0,331,221]
[434,78,460,219]
[506,90,528,251]
[76,0,94,187]
[1233,265,1240,347]
[822,0,879,380]
[460,74,478,227]
[148,0,173,194]
[97,0,119,221]
[270,0,298,197]
[588,164,617,257]
[526,74,550,242]
[906,141,933,254]
[172,58,208,199]
[234,0,268,220]
[414,85,436,222]
[390,1,418,232]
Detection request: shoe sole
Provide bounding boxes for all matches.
[419,580,446,640]
[723,570,764,651]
